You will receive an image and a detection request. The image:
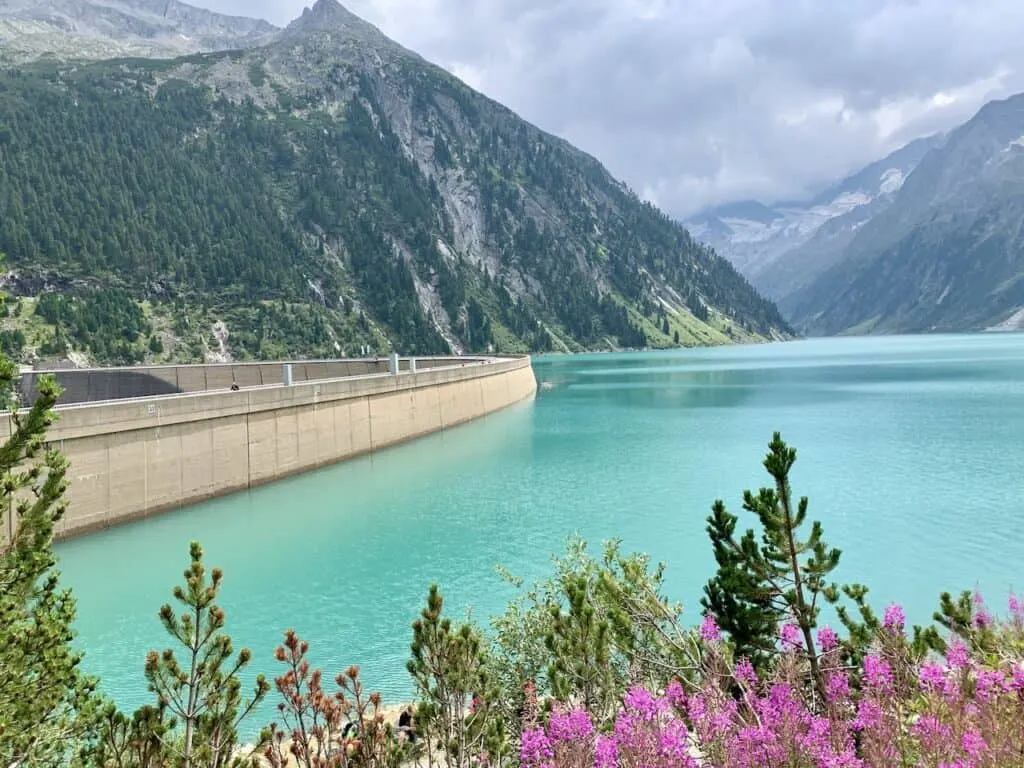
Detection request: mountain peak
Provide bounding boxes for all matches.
[285,0,367,33]
[277,0,407,60]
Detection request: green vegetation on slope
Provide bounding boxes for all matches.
[0,48,789,364]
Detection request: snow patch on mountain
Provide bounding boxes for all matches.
[687,187,883,274]
[878,168,904,196]
[715,190,873,244]
[685,133,945,293]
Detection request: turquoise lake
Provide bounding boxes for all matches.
[56,334,1024,731]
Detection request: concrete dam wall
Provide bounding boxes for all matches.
[3,356,537,541]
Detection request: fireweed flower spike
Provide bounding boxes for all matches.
[882,604,905,632]
[817,626,839,652]
[501,437,1024,766]
[780,622,804,650]
[700,615,721,643]
[946,640,970,669]
[521,609,1024,767]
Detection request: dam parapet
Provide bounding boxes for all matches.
[2,355,537,541]
[18,355,499,406]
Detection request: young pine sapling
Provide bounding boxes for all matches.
[701,432,868,703]
[143,541,269,768]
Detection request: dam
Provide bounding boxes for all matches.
[5,354,537,541]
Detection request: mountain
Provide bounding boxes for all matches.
[686,134,945,299]
[0,0,790,365]
[783,94,1024,335]
[0,0,279,62]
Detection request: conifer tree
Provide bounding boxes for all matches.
[545,574,616,719]
[0,351,102,767]
[408,585,506,768]
[922,589,991,658]
[92,703,176,768]
[263,630,409,768]
[140,541,269,768]
[701,432,855,702]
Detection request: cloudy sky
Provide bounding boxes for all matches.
[194,0,1024,218]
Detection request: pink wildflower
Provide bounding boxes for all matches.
[974,668,1006,702]
[700,614,721,643]
[521,622,1024,768]
[780,622,803,650]
[519,727,552,768]
[961,728,987,760]
[919,661,946,691]
[913,715,953,752]
[1009,592,1023,623]
[686,692,706,725]
[594,735,617,768]
[707,699,737,738]
[946,640,969,670]
[547,708,593,743]
[971,590,994,629]
[665,678,687,710]
[623,686,659,720]
[817,625,839,651]
[882,603,905,632]
[863,654,893,691]
[852,698,881,731]
[1010,663,1024,692]
[826,671,850,703]
[656,719,693,764]
[734,658,757,687]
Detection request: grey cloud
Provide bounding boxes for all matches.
[193,0,1024,217]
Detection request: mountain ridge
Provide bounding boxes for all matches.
[686,133,946,300]
[0,0,790,366]
[0,0,279,60]
[782,93,1024,335]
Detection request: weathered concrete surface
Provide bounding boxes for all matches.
[4,356,536,541]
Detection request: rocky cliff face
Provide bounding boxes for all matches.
[0,0,790,365]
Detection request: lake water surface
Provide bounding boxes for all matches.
[56,334,1024,730]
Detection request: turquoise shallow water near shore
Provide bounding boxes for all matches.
[56,334,1024,733]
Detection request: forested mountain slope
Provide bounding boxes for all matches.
[0,0,790,364]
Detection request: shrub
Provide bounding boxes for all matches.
[521,596,1024,766]
[264,631,408,768]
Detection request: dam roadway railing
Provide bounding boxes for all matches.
[17,354,502,408]
[2,355,538,541]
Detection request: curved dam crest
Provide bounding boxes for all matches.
[4,355,537,540]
